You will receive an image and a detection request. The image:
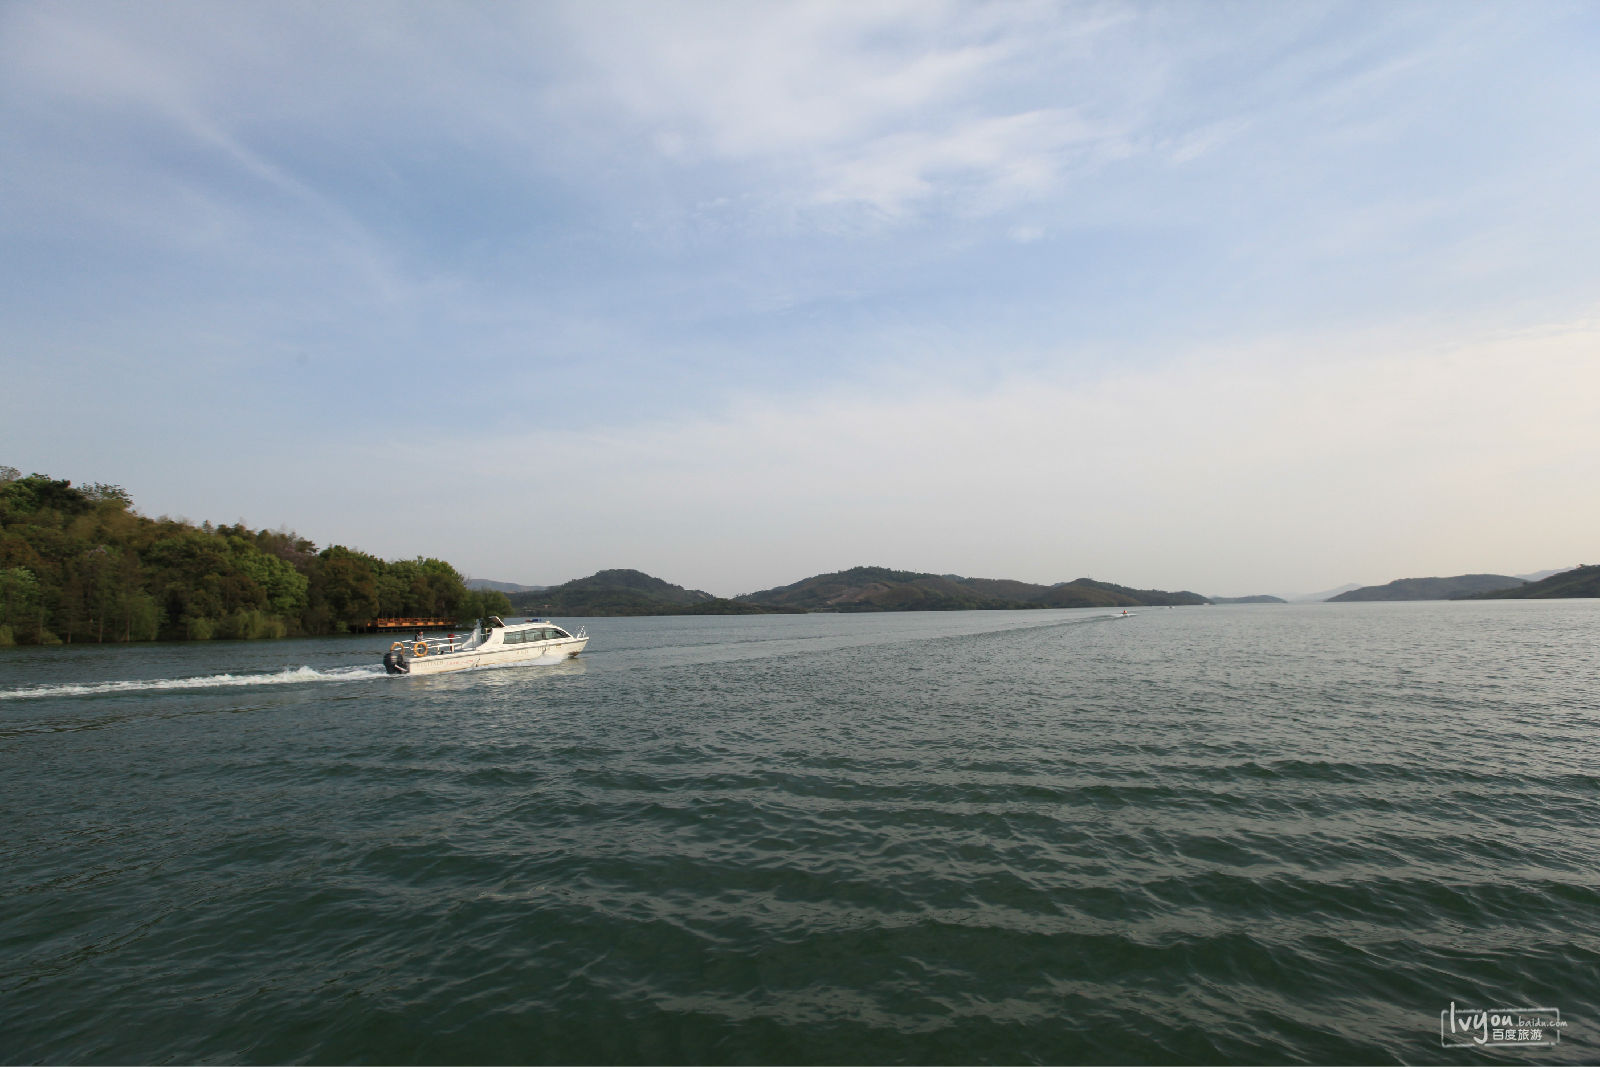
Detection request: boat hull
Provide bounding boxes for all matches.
[399,636,588,676]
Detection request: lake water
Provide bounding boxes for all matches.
[2,602,1596,1064]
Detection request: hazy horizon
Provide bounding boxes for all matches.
[5,2,1597,598]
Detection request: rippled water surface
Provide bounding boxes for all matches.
[2,602,1597,1063]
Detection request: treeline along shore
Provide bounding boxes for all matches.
[0,469,510,646]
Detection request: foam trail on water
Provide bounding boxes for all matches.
[0,664,384,701]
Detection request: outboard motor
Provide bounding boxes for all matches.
[383,649,409,675]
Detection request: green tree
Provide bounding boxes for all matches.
[310,547,381,631]
[0,566,40,644]
[0,474,91,519]
[457,588,513,623]
[227,534,308,617]
[0,471,492,643]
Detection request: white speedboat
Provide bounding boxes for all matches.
[381,616,588,676]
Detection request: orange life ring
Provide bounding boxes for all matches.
[391,642,403,652]
[414,641,429,657]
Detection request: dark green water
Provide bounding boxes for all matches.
[2,602,1596,1064]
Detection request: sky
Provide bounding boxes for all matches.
[3,1,1598,598]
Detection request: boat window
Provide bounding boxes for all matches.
[504,631,523,644]
[550,628,569,639]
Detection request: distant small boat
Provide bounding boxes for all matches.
[382,616,588,676]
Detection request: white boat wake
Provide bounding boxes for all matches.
[0,664,385,701]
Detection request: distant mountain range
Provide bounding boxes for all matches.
[464,578,547,594]
[740,567,1208,611]
[489,562,1596,617]
[1327,574,1528,602]
[1285,583,1362,603]
[504,565,1209,616]
[1470,564,1599,599]
[1515,567,1575,582]
[507,569,781,616]
[1321,566,1595,601]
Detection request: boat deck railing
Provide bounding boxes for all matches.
[390,634,469,656]
[389,624,585,658]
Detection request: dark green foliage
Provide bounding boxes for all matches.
[1328,574,1526,601]
[458,588,514,622]
[1,473,93,518]
[0,469,482,644]
[1467,564,1600,599]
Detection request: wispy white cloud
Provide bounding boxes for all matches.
[559,1,1001,154]
[808,108,1117,217]
[552,0,1142,218]
[1163,117,1252,165]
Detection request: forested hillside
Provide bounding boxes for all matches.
[737,566,1208,612]
[1326,574,1526,601]
[0,469,507,645]
[508,569,786,616]
[1470,565,1600,599]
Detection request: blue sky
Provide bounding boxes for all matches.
[4,1,1598,597]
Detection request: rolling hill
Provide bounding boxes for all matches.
[506,569,786,616]
[736,566,1207,612]
[1326,574,1526,601]
[1469,564,1600,599]
[464,578,546,593]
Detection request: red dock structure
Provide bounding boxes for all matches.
[360,617,457,633]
